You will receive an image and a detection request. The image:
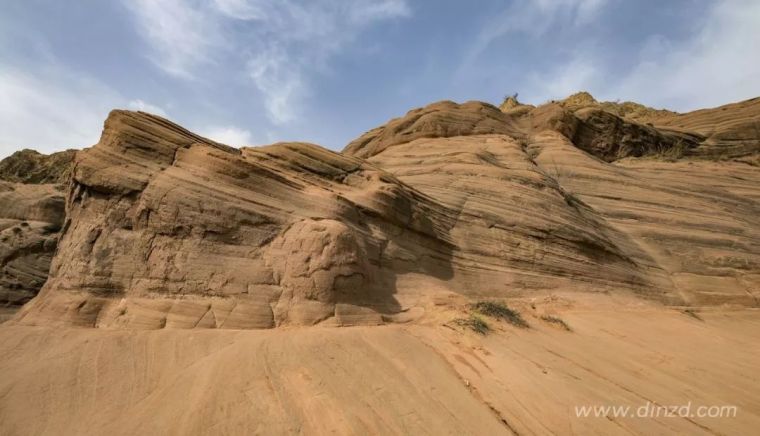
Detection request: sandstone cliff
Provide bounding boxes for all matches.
[11,93,760,328]
[15,111,458,328]
[0,149,76,184]
[347,97,759,307]
[0,150,71,318]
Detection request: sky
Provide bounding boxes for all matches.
[1,0,759,158]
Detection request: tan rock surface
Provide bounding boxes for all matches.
[14,111,457,328]
[0,182,65,318]
[1,294,759,435]
[0,149,72,318]
[348,96,760,308]
[0,149,76,184]
[10,93,760,328]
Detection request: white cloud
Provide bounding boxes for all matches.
[0,67,182,158]
[462,0,610,71]
[127,99,168,117]
[526,58,601,104]
[567,0,608,26]
[0,68,120,157]
[516,0,760,110]
[349,0,411,24]
[124,0,411,124]
[611,0,760,110]
[247,46,305,124]
[200,125,254,146]
[236,0,411,124]
[124,0,223,78]
[212,0,267,20]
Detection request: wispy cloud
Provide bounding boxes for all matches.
[125,0,223,78]
[526,58,601,104]
[246,46,306,124]
[127,99,168,117]
[124,0,411,123]
[567,0,609,26]
[611,0,760,110]
[200,125,254,146]
[524,0,760,110]
[0,62,251,157]
[125,98,256,147]
[460,0,610,75]
[230,0,411,123]
[0,67,120,157]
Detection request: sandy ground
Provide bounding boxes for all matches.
[1,295,759,435]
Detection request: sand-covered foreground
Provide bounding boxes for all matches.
[1,295,758,435]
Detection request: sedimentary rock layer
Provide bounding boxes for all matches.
[15,111,457,328]
[12,93,760,328]
[0,182,65,315]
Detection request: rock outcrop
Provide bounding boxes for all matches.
[552,92,760,161]
[0,149,76,184]
[15,111,457,328]
[559,91,678,123]
[11,93,760,328]
[344,100,524,158]
[653,96,760,161]
[0,183,65,312]
[0,150,71,318]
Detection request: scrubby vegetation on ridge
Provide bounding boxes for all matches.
[540,315,571,331]
[472,301,530,329]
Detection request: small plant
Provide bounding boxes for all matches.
[546,159,577,181]
[472,301,529,328]
[652,138,687,162]
[503,92,518,102]
[540,315,571,331]
[454,315,490,335]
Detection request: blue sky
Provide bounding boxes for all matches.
[1,0,759,157]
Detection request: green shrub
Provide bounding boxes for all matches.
[472,301,529,328]
[540,315,571,331]
[454,315,490,335]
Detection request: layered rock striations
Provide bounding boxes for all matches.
[0,150,71,317]
[12,93,760,328]
[0,149,76,184]
[347,96,760,306]
[0,183,64,312]
[16,111,457,328]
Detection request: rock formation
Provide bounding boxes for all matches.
[0,149,76,184]
[14,111,459,328]
[10,92,760,328]
[1,90,759,436]
[0,150,71,318]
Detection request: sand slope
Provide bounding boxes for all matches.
[1,296,759,435]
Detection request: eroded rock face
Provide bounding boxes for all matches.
[266,219,374,325]
[11,92,760,329]
[348,96,760,306]
[0,149,76,184]
[653,96,760,160]
[15,111,455,328]
[344,100,524,158]
[570,108,701,161]
[0,182,64,311]
[0,150,70,318]
[551,92,760,161]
